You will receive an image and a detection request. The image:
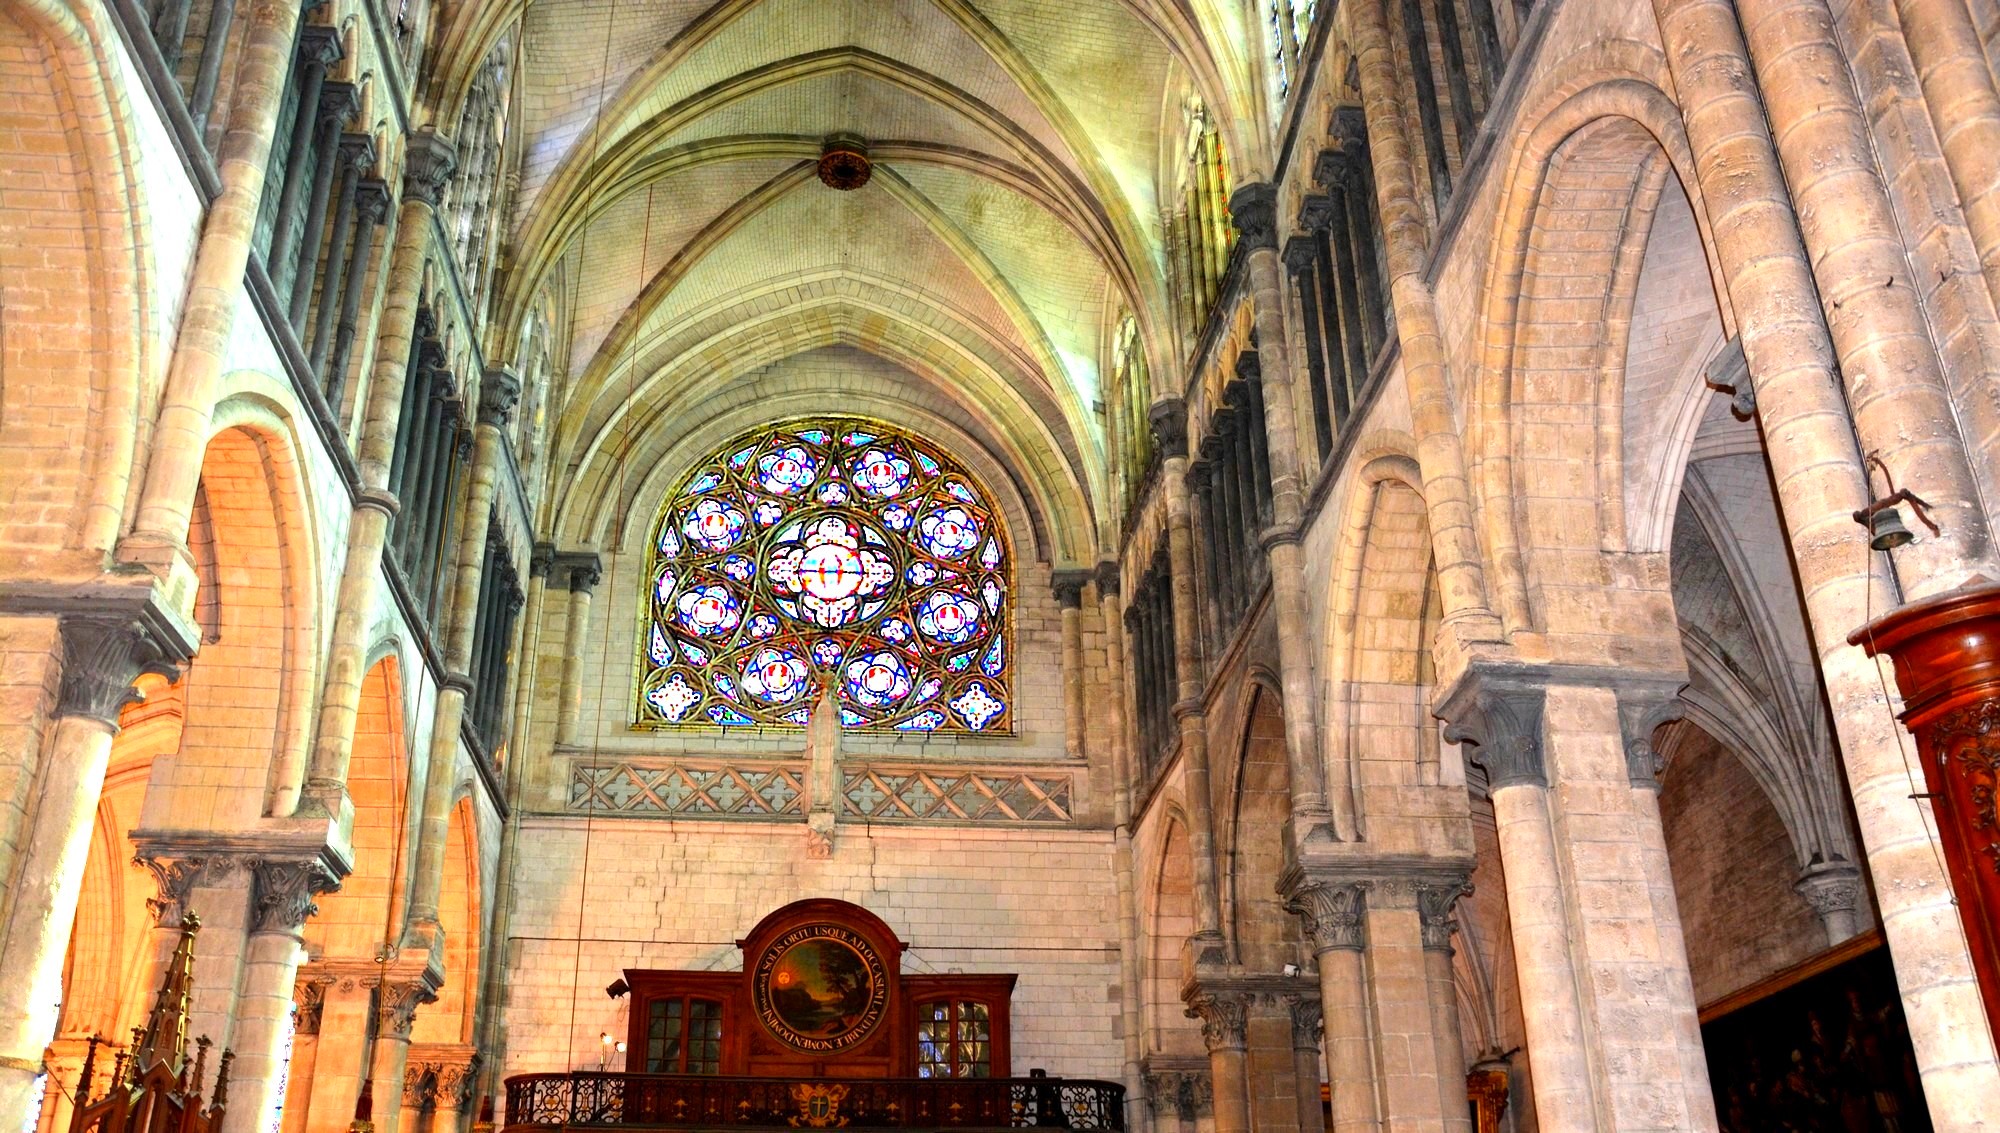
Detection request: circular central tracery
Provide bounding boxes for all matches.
[639,418,1012,733]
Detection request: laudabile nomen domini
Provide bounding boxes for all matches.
[1,0,1997,1131]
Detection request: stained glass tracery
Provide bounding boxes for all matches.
[638,419,1012,733]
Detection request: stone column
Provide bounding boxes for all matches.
[1099,563,1148,1133]
[287,80,359,327]
[1896,0,2000,318]
[307,133,375,386]
[302,976,370,1133]
[1732,0,1999,583]
[553,555,603,748]
[1286,880,1375,1133]
[1052,570,1092,760]
[368,982,433,1133]
[443,370,521,665]
[1185,992,1250,1133]
[0,608,193,1130]
[397,1061,434,1133]
[281,975,332,1133]
[1418,882,1473,1133]
[1284,997,1324,1133]
[1439,673,1717,1133]
[1154,400,1225,955]
[1793,863,1864,945]
[1652,0,2000,1118]
[1216,199,1331,833]
[1345,0,1501,647]
[128,0,310,571]
[223,861,341,1133]
[264,27,343,283]
[433,1057,478,1133]
[301,132,458,821]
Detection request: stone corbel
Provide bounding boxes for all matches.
[478,366,522,430]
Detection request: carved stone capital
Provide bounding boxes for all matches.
[1416,881,1470,953]
[1093,560,1120,597]
[378,978,438,1038]
[554,551,603,593]
[135,855,233,926]
[1794,861,1863,918]
[1282,233,1318,274]
[354,178,393,226]
[1330,106,1368,151]
[1233,351,1261,386]
[1312,149,1349,190]
[1297,192,1336,233]
[1286,880,1366,953]
[434,1057,481,1110]
[530,542,558,580]
[1051,569,1092,609]
[478,367,522,429]
[251,858,339,934]
[317,80,360,128]
[402,130,459,208]
[1183,990,1249,1053]
[56,614,190,727]
[1148,398,1188,460]
[1144,1069,1212,1121]
[1438,676,1548,791]
[293,975,336,1035]
[297,23,343,69]
[1615,682,1687,788]
[402,1062,439,1106]
[1285,994,1323,1050]
[1227,182,1280,251]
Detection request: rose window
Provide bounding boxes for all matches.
[639,419,1012,732]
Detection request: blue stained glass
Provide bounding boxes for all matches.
[914,452,941,477]
[913,676,942,702]
[948,681,1005,730]
[944,480,977,504]
[916,591,982,644]
[686,470,723,494]
[850,447,912,498]
[917,506,981,559]
[841,431,877,447]
[798,429,830,443]
[682,497,746,551]
[812,638,845,667]
[659,525,682,555]
[749,613,780,639]
[649,625,672,666]
[655,568,678,605]
[980,538,1001,570]
[714,674,739,701]
[841,709,866,726]
[882,503,912,530]
[845,650,913,708]
[896,710,947,732]
[729,446,755,469]
[946,650,974,672]
[817,481,850,505]
[676,584,742,637]
[907,561,938,586]
[708,705,754,726]
[646,673,702,722]
[679,640,709,665]
[756,446,817,494]
[754,499,787,526]
[880,616,913,644]
[721,555,755,581]
[982,578,1003,613]
[781,707,814,725]
[981,635,1005,677]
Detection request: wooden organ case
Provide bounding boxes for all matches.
[621,900,1016,1080]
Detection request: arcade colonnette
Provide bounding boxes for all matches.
[2,0,1999,1132]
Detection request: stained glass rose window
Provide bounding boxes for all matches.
[638,419,1012,732]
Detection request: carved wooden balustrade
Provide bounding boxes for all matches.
[503,1072,1125,1131]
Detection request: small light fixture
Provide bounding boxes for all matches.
[1853,452,1938,551]
[606,978,630,999]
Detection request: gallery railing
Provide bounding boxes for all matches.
[504,1072,1125,1130]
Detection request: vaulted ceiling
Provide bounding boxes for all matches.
[438,0,1266,558]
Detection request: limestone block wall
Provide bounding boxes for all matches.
[495,817,1123,1080]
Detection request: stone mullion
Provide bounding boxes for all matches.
[186,0,237,131]
[287,82,356,328]
[0,611,194,1128]
[1398,0,1454,215]
[306,135,365,377]
[1323,177,1373,408]
[1235,373,1274,528]
[1134,586,1158,763]
[1204,132,1232,288]
[385,322,434,501]
[1208,427,1245,626]
[391,367,443,570]
[150,0,195,72]
[1122,607,1150,762]
[127,0,311,562]
[1653,0,2000,1118]
[1429,0,1480,159]
[323,180,389,406]
[1330,113,1389,356]
[1187,463,1226,650]
[400,387,447,598]
[265,26,342,285]
[1304,219,1354,427]
[300,132,454,816]
[1348,0,1501,640]
[1227,411,1261,597]
[1464,0,1505,100]
[1283,237,1336,460]
[413,397,461,615]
